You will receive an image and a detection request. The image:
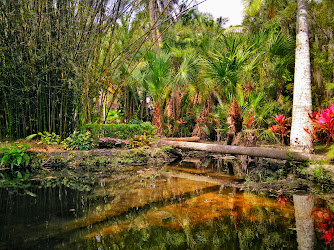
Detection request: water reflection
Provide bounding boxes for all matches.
[0,157,333,249]
[294,193,315,250]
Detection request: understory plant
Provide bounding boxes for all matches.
[38,131,61,145]
[128,135,153,148]
[306,104,334,144]
[62,132,93,150]
[0,143,30,171]
[271,114,290,145]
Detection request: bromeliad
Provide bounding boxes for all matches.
[307,104,334,144]
[271,114,291,144]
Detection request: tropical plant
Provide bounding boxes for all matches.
[128,135,153,148]
[306,105,334,144]
[0,143,30,171]
[141,52,173,135]
[85,122,155,139]
[271,114,290,144]
[62,132,93,150]
[38,132,61,145]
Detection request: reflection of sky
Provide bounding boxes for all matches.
[198,0,244,27]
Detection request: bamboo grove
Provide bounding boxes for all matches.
[0,0,333,140]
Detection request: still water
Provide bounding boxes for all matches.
[0,158,333,249]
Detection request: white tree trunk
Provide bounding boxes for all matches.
[290,0,313,153]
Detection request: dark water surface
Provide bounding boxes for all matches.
[0,158,333,249]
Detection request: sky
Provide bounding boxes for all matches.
[197,0,244,27]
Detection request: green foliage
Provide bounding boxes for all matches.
[128,135,153,148]
[38,131,61,145]
[25,134,37,141]
[327,144,334,160]
[0,170,35,196]
[62,132,93,150]
[85,122,155,139]
[0,143,30,171]
[312,166,332,182]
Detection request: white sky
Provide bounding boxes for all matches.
[197,0,244,27]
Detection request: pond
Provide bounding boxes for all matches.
[0,157,333,249]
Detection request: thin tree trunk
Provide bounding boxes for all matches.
[153,102,163,135]
[149,0,162,50]
[290,0,313,153]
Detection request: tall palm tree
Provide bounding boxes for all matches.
[146,0,179,49]
[290,0,313,153]
[142,52,172,135]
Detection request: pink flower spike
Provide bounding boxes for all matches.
[328,105,334,115]
[275,114,284,123]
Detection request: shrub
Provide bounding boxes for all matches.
[62,132,93,150]
[85,122,155,139]
[271,114,290,144]
[306,105,334,144]
[128,135,153,148]
[0,143,30,171]
[38,131,61,145]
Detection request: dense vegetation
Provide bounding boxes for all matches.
[0,0,333,144]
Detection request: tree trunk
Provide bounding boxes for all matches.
[153,102,163,136]
[149,0,162,51]
[158,140,326,161]
[290,0,313,153]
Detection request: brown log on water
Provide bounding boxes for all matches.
[158,140,326,162]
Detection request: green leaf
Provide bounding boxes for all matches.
[25,190,36,197]
[25,134,37,141]
[17,171,22,179]
[17,155,23,165]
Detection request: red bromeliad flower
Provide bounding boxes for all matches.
[275,114,284,124]
[308,104,334,144]
[271,114,290,144]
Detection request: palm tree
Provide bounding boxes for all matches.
[142,52,172,135]
[290,0,313,153]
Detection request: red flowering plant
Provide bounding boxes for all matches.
[306,105,334,144]
[176,118,187,137]
[312,206,334,247]
[271,114,291,144]
[276,194,291,206]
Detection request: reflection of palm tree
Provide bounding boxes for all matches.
[293,193,315,250]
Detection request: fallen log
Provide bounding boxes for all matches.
[163,136,201,142]
[97,137,128,148]
[158,140,326,162]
